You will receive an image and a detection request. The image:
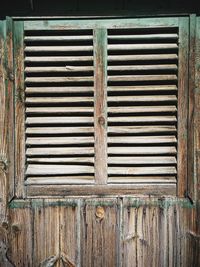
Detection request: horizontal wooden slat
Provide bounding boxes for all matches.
[108,136,177,144]
[25,56,93,62]
[108,176,176,183]
[108,106,177,114]
[108,64,177,71]
[107,85,177,92]
[26,107,93,114]
[26,96,93,103]
[108,156,176,164]
[108,126,177,134]
[24,54,178,63]
[108,166,177,175]
[108,146,176,155]
[25,66,93,73]
[26,136,94,145]
[26,127,94,134]
[108,33,178,40]
[26,86,94,94]
[27,157,94,164]
[108,43,178,50]
[26,117,93,125]
[26,184,176,196]
[108,116,177,123]
[26,164,94,175]
[26,147,94,156]
[25,45,93,52]
[25,76,93,83]
[25,177,95,185]
[108,95,177,102]
[108,75,177,82]
[108,54,178,61]
[24,18,179,31]
[25,35,93,41]
[25,64,177,73]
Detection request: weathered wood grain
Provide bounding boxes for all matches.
[108,136,177,144]
[108,126,177,134]
[108,43,178,50]
[94,29,107,185]
[14,21,25,198]
[108,85,177,92]
[108,95,177,102]
[26,164,94,175]
[26,184,176,197]
[108,74,177,82]
[60,200,80,267]
[26,147,94,156]
[26,126,94,135]
[195,17,200,201]
[32,199,60,267]
[8,203,33,266]
[108,33,178,40]
[187,14,196,201]
[80,199,118,267]
[0,20,8,226]
[177,17,189,196]
[108,54,178,61]
[108,146,177,155]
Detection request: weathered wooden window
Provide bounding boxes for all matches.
[13,17,189,196]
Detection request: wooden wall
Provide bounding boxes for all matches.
[0,198,198,267]
[0,12,200,267]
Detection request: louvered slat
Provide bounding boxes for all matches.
[107,27,178,182]
[25,29,95,183]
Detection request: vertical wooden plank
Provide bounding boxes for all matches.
[0,22,12,266]
[94,28,107,184]
[60,200,79,267]
[195,17,200,201]
[32,199,60,266]
[188,14,196,201]
[122,202,137,267]
[159,202,169,267]
[167,204,176,267]
[177,17,189,197]
[0,17,14,223]
[5,17,15,202]
[0,20,8,227]
[81,199,118,267]
[8,201,33,266]
[14,21,25,198]
[0,20,14,266]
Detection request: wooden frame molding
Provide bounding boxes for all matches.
[9,16,193,197]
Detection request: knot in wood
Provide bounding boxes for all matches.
[11,224,21,233]
[8,71,14,81]
[98,116,105,126]
[95,206,105,220]
[1,221,9,230]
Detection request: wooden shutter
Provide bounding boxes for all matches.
[13,18,188,196]
[107,27,179,184]
[24,29,95,185]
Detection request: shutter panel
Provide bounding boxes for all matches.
[107,27,178,183]
[25,29,95,184]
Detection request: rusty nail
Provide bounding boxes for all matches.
[95,206,105,220]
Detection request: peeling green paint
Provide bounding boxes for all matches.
[8,197,196,209]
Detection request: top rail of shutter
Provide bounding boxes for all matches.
[24,18,179,30]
